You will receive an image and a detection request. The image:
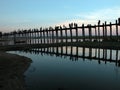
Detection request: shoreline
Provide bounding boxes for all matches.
[0,51,32,90]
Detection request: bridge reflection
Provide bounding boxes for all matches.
[18,46,120,67]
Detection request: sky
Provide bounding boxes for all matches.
[0,0,120,32]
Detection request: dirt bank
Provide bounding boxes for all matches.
[0,52,32,90]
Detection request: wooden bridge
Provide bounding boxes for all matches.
[0,18,120,49]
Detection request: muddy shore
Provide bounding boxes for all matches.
[0,52,32,90]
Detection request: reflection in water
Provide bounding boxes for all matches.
[9,46,120,90]
[20,46,120,67]
[0,52,32,90]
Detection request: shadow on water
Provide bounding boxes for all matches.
[0,52,32,90]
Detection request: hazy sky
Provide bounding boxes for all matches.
[0,0,120,32]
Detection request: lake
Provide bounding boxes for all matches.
[8,46,120,90]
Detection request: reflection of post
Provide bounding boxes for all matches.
[116,50,118,66]
[105,49,107,64]
[82,47,85,57]
[95,48,97,58]
[56,46,58,54]
[110,49,112,60]
[66,46,68,55]
[61,46,63,55]
[47,47,49,53]
[89,48,92,58]
[52,46,54,53]
[103,49,105,59]
[70,46,73,55]
[98,48,100,58]
[98,48,101,64]
[76,46,78,57]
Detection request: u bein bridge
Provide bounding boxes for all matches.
[18,46,120,67]
[0,18,120,49]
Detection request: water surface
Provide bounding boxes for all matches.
[9,47,120,90]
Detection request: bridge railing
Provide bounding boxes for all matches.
[1,18,120,46]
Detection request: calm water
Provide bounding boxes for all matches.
[9,47,120,90]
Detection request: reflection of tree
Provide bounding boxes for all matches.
[0,52,32,90]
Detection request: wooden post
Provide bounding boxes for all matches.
[82,24,85,42]
[74,23,78,42]
[31,29,34,44]
[64,25,68,43]
[98,20,100,42]
[69,23,73,43]
[94,25,97,41]
[55,26,59,43]
[29,29,31,44]
[46,28,49,44]
[48,28,51,44]
[13,31,16,45]
[33,29,36,44]
[105,21,107,41]
[118,18,120,25]
[110,22,112,40]
[51,28,54,44]
[102,23,105,42]
[88,24,92,42]
[40,28,42,44]
[116,20,118,42]
[43,29,45,44]
[37,29,39,44]
[60,26,63,43]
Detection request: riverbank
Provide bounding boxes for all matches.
[0,52,32,90]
